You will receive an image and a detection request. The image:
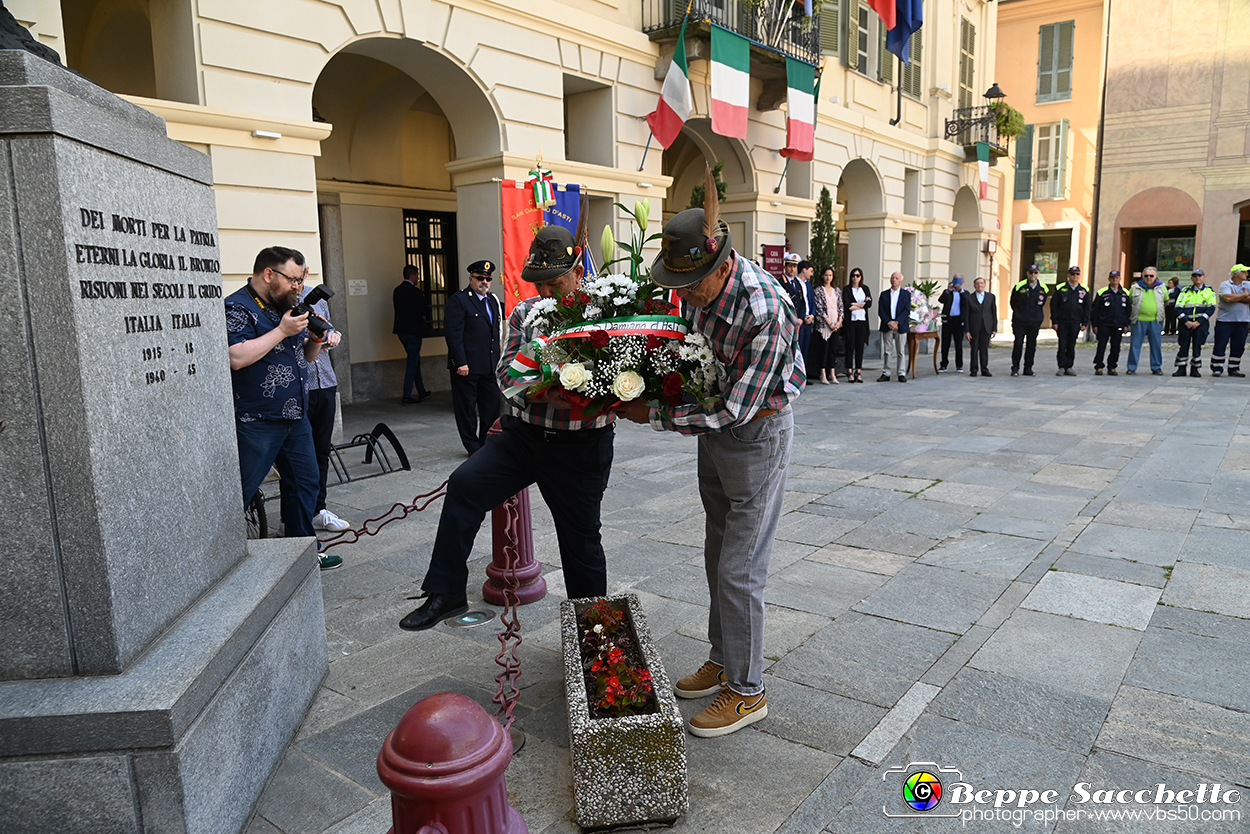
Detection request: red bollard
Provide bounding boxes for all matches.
[377,692,527,834]
[483,421,547,605]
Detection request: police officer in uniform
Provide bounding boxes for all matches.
[1051,265,1091,376]
[1173,268,1217,377]
[1010,264,1047,376]
[445,259,503,454]
[1091,270,1130,375]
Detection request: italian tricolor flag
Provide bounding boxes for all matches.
[711,25,750,140]
[646,10,693,149]
[780,58,817,161]
[976,142,990,199]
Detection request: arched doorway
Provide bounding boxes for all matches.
[311,37,502,401]
[837,159,885,290]
[661,118,756,256]
[1113,186,1203,282]
[950,186,985,286]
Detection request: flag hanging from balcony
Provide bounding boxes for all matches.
[867,0,896,30]
[885,0,924,64]
[780,59,817,161]
[976,142,990,200]
[711,25,750,140]
[646,4,693,149]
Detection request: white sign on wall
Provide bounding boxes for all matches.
[348,280,368,296]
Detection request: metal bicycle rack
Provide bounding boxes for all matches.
[328,422,411,485]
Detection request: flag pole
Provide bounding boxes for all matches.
[638,133,654,172]
[889,54,903,125]
[774,159,790,194]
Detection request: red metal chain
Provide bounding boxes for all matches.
[317,480,449,551]
[492,496,525,731]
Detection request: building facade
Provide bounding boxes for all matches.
[1094,0,1250,285]
[995,0,1105,327]
[13,0,1003,396]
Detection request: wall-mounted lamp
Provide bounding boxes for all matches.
[636,182,652,188]
[770,201,783,207]
[252,130,282,140]
[829,96,840,104]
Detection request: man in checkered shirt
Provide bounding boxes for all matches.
[399,226,616,631]
[623,207,804,737]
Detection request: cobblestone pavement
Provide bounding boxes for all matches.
[247,355,1250,834]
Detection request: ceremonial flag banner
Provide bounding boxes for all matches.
[868,0,896,30]
[710,25,750,140]
[780,58,816,161]
[646,10,693,148]
[885,0,924,64]
[499,181,587,316]
[976,142,990,199]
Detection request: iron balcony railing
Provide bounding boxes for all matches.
[944,105,1010,157]
[642,0,822,65]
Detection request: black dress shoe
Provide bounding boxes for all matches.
[897,375,906,383]
[981,371,993,377]
[877,374,891,382]
[969,370,979,377]
[1023,369,1035,376]
[399,593,469,631]
[418,391,433,401]
[401,397,416,405]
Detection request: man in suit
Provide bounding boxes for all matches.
[938,274,968,372]
[393,264,431,404]
[445,260,503,454]
[877,271,911,382]
[965,276,998,377]
[796,259,817,376]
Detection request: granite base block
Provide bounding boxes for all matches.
[561,593,688,829]
[0,538,327,834]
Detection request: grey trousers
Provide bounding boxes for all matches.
[697,406,794,696]
[881,329,908,376]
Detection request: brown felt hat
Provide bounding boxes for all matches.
[650,208,732,290]
[521,226,579,283]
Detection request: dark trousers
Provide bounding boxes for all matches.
[846,319,869,369]
[450,371,502,453]
[237,417,318,538]
[940,319,965,369]
[1176,321,1210,367]
[1211,321,1249,374]
[968,329,991,373]
[1056,322,1082,369]
[280,387,336,529]
[399,333,428,399]
[421,416,614,600]
[810,331,842,377]
[1164,306,1178,334]
[1011,322,1040,371]
[1093,330,1124,370]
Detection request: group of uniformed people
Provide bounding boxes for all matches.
[997,263,1250,378]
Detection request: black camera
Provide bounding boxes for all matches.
[292,285,334,338]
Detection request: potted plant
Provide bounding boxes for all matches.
[989,101,1025,139]
[560,593,688,828]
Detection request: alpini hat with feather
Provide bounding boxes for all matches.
[521,225,580,283]
[651,166,732,289]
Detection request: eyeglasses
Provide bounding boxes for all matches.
[676,273,710,296]
[472,274,493,281]
[269,268,304,284]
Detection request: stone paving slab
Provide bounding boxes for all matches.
[244,375,1250,834]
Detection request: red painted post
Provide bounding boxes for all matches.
[483,420,547,605]
[377,692,527,834]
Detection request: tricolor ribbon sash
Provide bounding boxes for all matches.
[527,168,556,208]
[548,315,689,341]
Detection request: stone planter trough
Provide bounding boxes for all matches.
[560,592,688,829]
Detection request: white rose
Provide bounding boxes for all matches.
[558,362,590,391]
[611,369,646,401]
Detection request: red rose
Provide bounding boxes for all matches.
[662,372,683,397]
[589,330,610,349]
[578,291,590,304]
[646,335,662,352]
[562,293,576,305]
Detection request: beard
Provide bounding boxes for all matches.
[266,286,299,311]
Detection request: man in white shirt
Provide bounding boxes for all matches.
[877,272,912,382]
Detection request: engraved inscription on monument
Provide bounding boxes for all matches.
[72,205,223,389]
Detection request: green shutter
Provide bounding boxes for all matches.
[845,0,858,68]
[820,0,840,56]
[1056,118,1070,199]
[879,21,893,85]
[902,29,922,97]
[1014,123,1034,200]
[1038,21,1074,102]
[959,19,976,108]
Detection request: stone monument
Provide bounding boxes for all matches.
[0,42,327,834]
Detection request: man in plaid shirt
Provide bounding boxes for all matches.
[399,226,616,631]
[623,206,804,737]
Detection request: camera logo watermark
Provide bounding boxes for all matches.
[883,762,964,818]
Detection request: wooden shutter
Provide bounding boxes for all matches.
[902,29,922,97]
[820,0,840,57]
[1038,21,1075,102]
[959,18,976,108]
[879,22,893,85]
[1056,118,1070,199]
[1014,123,1034,200]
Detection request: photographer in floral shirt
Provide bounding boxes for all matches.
[398,226,617,632]
[622,188,805,738]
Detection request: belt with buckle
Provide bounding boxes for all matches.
[751,408,779,422]
[509,417,613,444]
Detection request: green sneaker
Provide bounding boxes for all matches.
[319,552,343,571]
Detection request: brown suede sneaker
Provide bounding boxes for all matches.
[674,661,726,699]
[688,687,767,738]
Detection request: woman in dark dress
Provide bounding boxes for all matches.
[842,268,872,383]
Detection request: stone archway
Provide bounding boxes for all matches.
[661,118,756,253]
[837,159,886,290]
[950,186,985,284]
[1113,186,1204,277]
